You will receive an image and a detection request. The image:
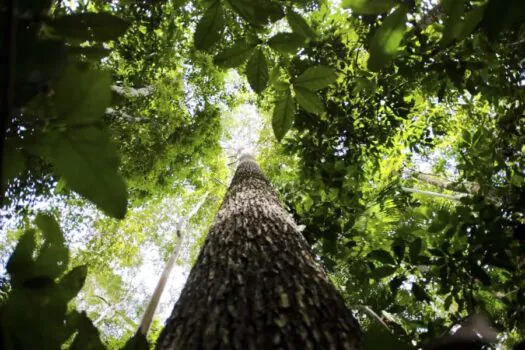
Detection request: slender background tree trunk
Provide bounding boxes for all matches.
[156,154,362,349]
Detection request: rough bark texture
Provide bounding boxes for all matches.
[156,155,362,349]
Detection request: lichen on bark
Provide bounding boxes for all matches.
[156,155,362,349]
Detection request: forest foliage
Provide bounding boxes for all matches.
[1,0,524,348]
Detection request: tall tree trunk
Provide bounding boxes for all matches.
[156,154,362,349]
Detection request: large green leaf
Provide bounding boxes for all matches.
[293,66,338,91]
[286,10,316,40]
[457,4,487,40]
[194,1,224,51]
[213,41,256,68]
[367,4,408,72]
[272,88,296,141]
[268,32,305,54]
[47,127,128,219]
[246,49,269,93]
[293,86,324,114]
[342,0,397,14]
[52,62,111,126]
[48,13,130,42]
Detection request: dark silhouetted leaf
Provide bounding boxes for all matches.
[59,266,88,302]
[48,13,131,42]
[70,311,105,350]
[410,238,423,263]
[6,230,36,282]
[121,332,149,350]
[368,249,396,265]
[412,283,431,302]
[371,265,396,279]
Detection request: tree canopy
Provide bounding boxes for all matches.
[1,0,524,348]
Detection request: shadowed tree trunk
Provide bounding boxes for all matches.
[156,154,362,349]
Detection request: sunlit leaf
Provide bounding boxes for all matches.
[293,66,338,91]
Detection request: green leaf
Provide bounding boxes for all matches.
[53,62,111,126]
[47,13,130,42]
[47,127,128,219]
[268,32,305,54]
[409,238,422,263]
[272,88,296,141]
[294,66,338,91]
[440,0,465,47]
[213,41,256,68]
[342,0,397,14]
[293,86,325,114]
[368,249,396,265]
[457,4,486,40]
[6,230,36,280]
[194,1,224,51]
[286,10,317,40]
[59,266,88,302]
[371,265,396,279]
[367,4,408,72]
[246,48,269,93]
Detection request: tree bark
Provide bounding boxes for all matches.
[156,155,362,349]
